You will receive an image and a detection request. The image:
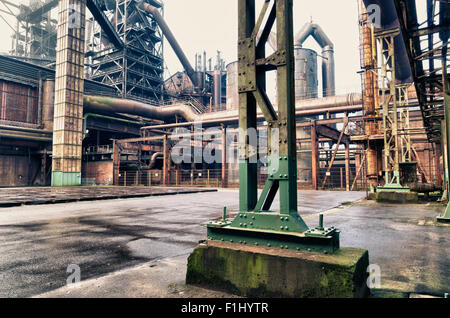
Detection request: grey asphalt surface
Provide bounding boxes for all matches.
[0,189,366,297]
[2,189,449,297]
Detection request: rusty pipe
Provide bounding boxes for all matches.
[295,22,335,97]
[409,182,442,193]
[84,93,362,123]
[149,152,163,169]
[138,1,198,87]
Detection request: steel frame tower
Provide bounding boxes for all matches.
[376,28,410,191]
[88,0,164,104]
[0,0,58,63]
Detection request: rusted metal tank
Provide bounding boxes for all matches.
[42,79,55,131]
[226,61,238,111]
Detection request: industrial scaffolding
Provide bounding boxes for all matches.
[0,0,58,64]
[87,0,165,104]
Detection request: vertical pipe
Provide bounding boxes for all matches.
[113,140,121,186]
[345,141,350,191]
[203,51,207,72]
[361,1,379,188]
[222,126,228,188]
[311,121,318,190]
[214,70,222,110]
[163,135,167,186]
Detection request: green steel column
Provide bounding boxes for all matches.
[206,0,339,253]
[441,119,448,201]
[238,0,258,212]
[275,0,298,215]
[439,49,450,221]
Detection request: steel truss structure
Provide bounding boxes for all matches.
[87,0,164,104]
[394,0,449,219]
[394,0,449,143]
[0,0,58,63]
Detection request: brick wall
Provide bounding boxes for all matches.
[82,161,113,185]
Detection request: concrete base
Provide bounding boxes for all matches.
[376,191,418,204]
[186,240,370,298]
[437,216,450,223]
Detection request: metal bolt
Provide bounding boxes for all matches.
[222,207,227,222]
[318,214,324,230]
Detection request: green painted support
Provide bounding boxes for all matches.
[51,172,82,187]
[206,0,339,253]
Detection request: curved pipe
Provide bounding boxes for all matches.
[149,152,163,169]
[295,22,335,97]
[362,0,413,83]
[84,93,362,123]
[295,23,334,49]
[138,1,198,87]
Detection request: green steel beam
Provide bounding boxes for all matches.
[207,0,339,253]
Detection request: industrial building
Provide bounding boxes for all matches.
[0,0,448,300]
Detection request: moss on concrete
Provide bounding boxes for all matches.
[186,241,370,298]
[371,289,409,298]
[376,191,418,204]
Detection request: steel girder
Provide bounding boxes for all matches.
[206,0,339,254]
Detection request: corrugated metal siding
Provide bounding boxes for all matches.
[0,80,38,124]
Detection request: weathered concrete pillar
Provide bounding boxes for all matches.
[52,0,86,186]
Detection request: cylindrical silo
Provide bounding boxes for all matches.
[226,61,238,111]
[294,48,318,101]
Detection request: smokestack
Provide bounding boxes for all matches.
[213,70,222,110]
[203,51,207,73]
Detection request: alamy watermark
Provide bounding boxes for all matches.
[170,124,280,175]
[367,264,381,289]
[365,4,381,28]
[66,264,81,288]
[68,4,82,29]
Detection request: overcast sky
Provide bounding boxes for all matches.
[0,0,363,95]
[162,0,362,95]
